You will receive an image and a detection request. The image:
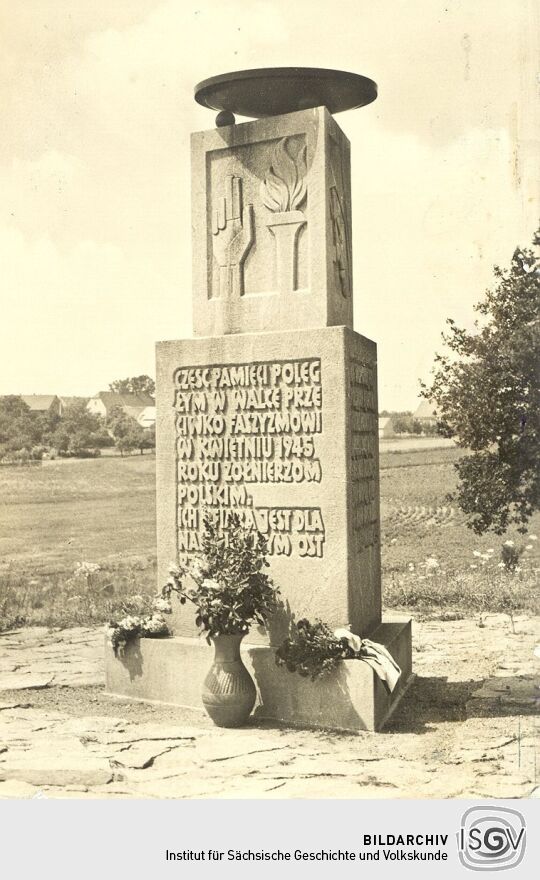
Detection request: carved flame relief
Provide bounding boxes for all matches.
[260,138,307,295]
[260,138,307,213]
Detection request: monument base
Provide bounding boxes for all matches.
[104,618,412,733]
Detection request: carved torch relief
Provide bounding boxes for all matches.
[260,137,307,294]
[211,175,254,299]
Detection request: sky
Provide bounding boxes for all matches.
[1,0,538,410]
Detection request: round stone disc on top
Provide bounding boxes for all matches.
[194,67,377,119]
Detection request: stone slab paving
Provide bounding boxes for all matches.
[0,615,538,798]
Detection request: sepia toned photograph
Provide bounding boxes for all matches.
[0,0,538,803]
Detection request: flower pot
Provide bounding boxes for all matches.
[202,633,257,727]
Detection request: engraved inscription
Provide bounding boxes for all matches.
[174,358,325,558]
[349,356,379,552]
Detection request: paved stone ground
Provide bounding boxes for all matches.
[0,616,538,799]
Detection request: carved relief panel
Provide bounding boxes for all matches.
[191,107,353,336]
[207,133,308,301]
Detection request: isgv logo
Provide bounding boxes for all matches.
[458,806,526,871]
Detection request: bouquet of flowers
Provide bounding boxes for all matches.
[165,513,279,642]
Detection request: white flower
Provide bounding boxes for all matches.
[408,563,415,571]
[153,597,172,613]
[473,550,482,557]
[425,556,439,571]
[470,564,478,569]
[487,548,494,554]
[143,615,168,634]
[515,566,522,573]
[334,627,362,653]
[185,557,205,580]
[202,578,221,591]
[497,562,505,569]
[529,535,538,541]
[390,538,397,545]
[503,540,515,547]
[119,615,141,629]
[526,545,533,550]
[75,561,100,576]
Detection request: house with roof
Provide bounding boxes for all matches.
[136,406,156,430]
[378,416,396,439]
[86,392,155,428]
[412,399,438,428]
[59,396,89,410]
[20,395,63,417]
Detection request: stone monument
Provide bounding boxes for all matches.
[106,68,413,731]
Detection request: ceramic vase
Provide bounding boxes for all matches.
[201,633,256,727]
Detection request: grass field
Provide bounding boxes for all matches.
[0,456,157,629]
[0,450,538,630]
[380,446,535,568]
[380,447,540,617]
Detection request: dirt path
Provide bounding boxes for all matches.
[0,616,538,799]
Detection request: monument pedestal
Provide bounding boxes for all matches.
[156,325,382,640]
[104,82,414,733]
[105,617,412,732]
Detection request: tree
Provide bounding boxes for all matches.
[115,425,147,456]
[379,410,412,418]
[422,226,540,534]
[106,405,132,441]
[33,409,62,448]
[109,375,155,397]
[0,396,37,459]
[144,423,156,452]
[421,420,440,437]
[392,416,423,435]
[51,402,110,456]
[107,405,151,455]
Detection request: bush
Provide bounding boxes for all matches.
[30,445,48,460]
[59,447,101,459]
